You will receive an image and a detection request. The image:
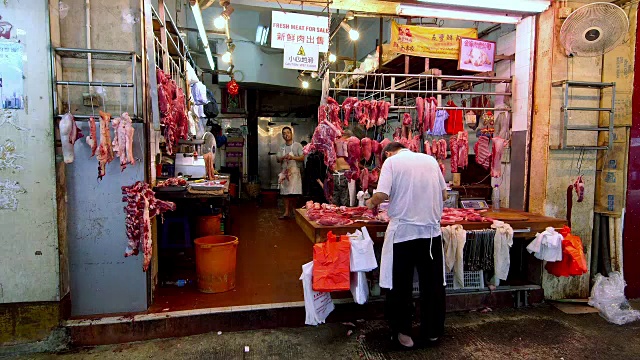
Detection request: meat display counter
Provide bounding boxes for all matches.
[295,208,567,244]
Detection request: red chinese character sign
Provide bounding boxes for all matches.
[271,11,329,52]
[458,37,496,73]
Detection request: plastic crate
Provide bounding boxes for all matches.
[413,270,484,293]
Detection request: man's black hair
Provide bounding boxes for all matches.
[381,141,406,162]
[282,126,292,134]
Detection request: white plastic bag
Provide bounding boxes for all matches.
[349,227,378,272]
[588,272,640,325]
[350,272,369,305]
[300,261,334,326]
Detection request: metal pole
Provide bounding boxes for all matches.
[132,54,137,117]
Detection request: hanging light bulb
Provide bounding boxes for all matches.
[340,22,359,41]
[214,16,227,30]
[302,80,310,89]
[214,5,234,30]
[311,72,318,79]
[222,51,232,63]
[328,53,337,63]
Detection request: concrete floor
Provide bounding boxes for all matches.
[7,303,640,360]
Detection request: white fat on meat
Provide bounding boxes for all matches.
[491,136,507,178]
[59,113,84,164]
[86,116,97,157]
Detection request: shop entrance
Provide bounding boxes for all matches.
[153,202,312,312]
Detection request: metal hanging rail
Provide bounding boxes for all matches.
[328,88,510,95]
[51,47,140,122]
[328,71,512,113]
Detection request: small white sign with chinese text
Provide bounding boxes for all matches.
[283,43,319,71]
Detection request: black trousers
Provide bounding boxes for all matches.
[386,236,446,339]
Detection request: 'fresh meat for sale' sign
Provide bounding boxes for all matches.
[271,11,329,52]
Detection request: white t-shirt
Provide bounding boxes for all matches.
[376,149,447,243]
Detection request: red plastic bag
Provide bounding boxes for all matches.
[546,226,588,277]
[313,232,351,292]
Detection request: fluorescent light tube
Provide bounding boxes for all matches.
[416,0,550,13]
[191,3,216,70]
[397,4,522,24]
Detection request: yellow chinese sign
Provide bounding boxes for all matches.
[390,21,477,60]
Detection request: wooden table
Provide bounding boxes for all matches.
[295,208,567,244]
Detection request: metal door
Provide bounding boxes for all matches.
[66,123,148,316]
[257,118,316,189]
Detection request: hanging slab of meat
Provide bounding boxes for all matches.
[318,104,329,124]
[369,167,380,187]
[172,87,189,140]
[449,136,459,173]
[490,136,506,178]
[342,97,358,126]
[431,140,439,157]
[59,113,84,164]
[86,116,97,157]
[111,115,132,172]
[304,120,341,171]
[380,138,391,151]
[366,100,378,129]
[409,134,421,153]
[123,113,136,167]
[574,175,585,203]
[347,136,361,165]
[393,126,402,142]
[97,110,114,180]
[438,139,447,161]
[439,160,445,176]
[372,140,383,165]
[474,135,491,170]
[423,97,431,132]
[156,68,171,117]
[428,97,438,131]
[376,101,388,126]
[327,96,341,129]
[457,131,469,169]
[402,112,412,126]
[361,137,372,161]
[416,97,424,127]
[360,167,369,191]
[353,100,367,126]
[424,140,432,156]
[122,181,176,271]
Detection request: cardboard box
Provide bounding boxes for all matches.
[594,169,625,216]
[596,141,628,171]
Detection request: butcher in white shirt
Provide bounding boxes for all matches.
[366,141,447,349]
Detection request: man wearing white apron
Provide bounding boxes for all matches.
[366,142,447,349]
[277,126,304,219]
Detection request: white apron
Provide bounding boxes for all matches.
[279,147,302,195]
[379,219,447,290]
[379,218,399,289]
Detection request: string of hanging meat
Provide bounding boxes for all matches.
[157,68,189,155]
[122,181,176,271]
